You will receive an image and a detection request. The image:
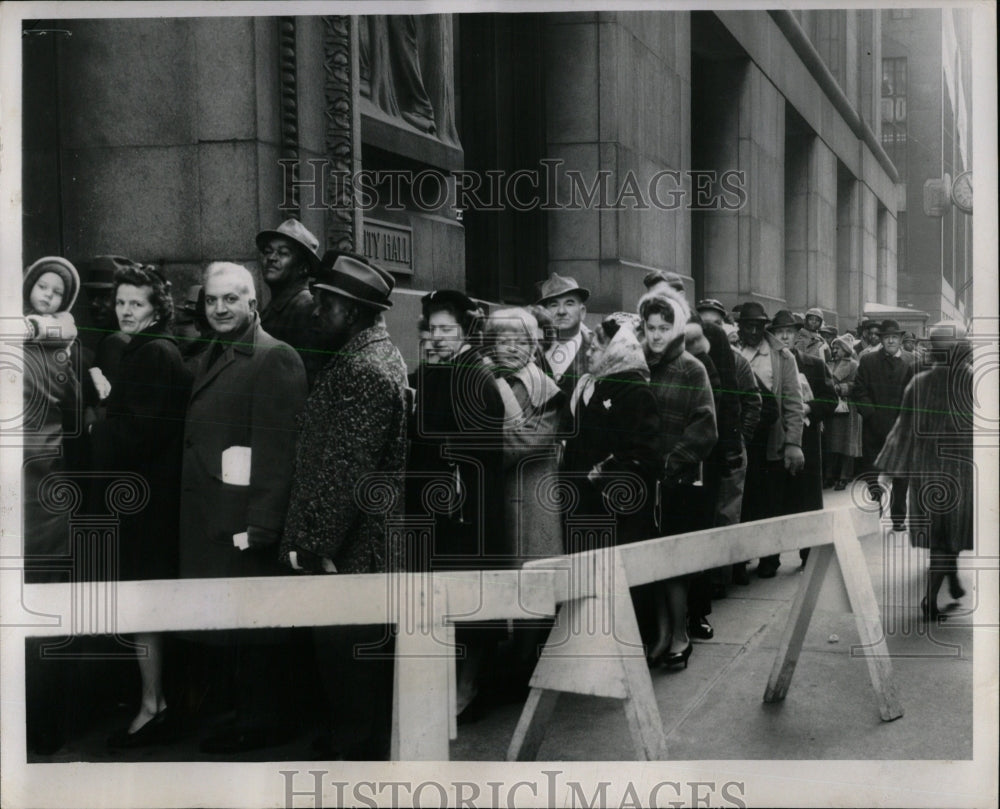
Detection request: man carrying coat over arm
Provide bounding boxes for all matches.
[179,261,308,754]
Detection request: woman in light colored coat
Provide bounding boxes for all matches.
[484,307,567,565]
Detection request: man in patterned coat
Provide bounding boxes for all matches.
[280,253,409,760]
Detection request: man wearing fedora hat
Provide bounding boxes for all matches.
[736,301,805,578]
[256,218,324,384]
[853,318,914,530]
[280,252,408,760]
[536,273,593,397]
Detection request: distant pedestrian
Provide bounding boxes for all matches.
[875,322,973,621]
[853,319,915,530]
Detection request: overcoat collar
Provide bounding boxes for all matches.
[121,321,176,354]
[190,315,260,399]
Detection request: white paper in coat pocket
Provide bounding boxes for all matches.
[221,446,252,486]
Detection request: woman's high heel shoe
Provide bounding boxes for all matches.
[947,574,966,600]
[663,642,693,670]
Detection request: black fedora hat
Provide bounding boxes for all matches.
[879,319,904,335]
[312,253,393,311]
[736,301,769,322]
[767,309,803,331]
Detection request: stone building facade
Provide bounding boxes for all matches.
[23,11,899,365]
[881,8,973,324]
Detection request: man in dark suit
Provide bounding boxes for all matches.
[179,261,308,753]
[853,318,915,530]
[537,273,593,398]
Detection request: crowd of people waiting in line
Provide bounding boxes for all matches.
[21,217,975,760]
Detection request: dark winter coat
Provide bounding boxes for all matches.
[260,278,325,385]
[876,360,973,553]
[783,348,837,514]
[179,316,307,579]
[563,328,661,547]
[852,347,916,455]
[90,325,192,580]
[280,323,409,574]
[406,348,507,570]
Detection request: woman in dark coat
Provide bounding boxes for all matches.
[406,290,506,716]
[638,293,717,668]
[876,322,974,621]
[563,315,661,549]
[90,265,192,746]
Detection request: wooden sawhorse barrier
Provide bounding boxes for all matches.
[10,506,896,765]
[507,505,903,761]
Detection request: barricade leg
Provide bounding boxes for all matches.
[832,512,904,721]
[764,543,835,702]
[391,578,451,760]
[506,548,667,761]
[507,687,561,761]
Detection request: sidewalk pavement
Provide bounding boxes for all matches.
[450,488,975,761]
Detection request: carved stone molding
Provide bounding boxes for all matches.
[279,16,300,217]
[323,15,358,253]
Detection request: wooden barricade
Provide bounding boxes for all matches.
[507,505,902,761]
[10,505,897,763]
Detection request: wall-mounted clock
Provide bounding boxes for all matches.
[952,171,973,214]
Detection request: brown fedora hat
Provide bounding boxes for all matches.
[535,273,590,305]
[255,219,322,270]
[312,253,393,311]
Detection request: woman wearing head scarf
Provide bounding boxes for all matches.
[562,316,666,667]
[563,315,661,547]
[823,334,863,490]
[876,323,974,621]
[484,307,567,563]
[89,264,193,748]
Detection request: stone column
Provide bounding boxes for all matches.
[737,63,785,306]
[877,206,897,304]
[544,12,691,312]
[836,171,863,326]
[784,136,837,314]
[859,184,879,311]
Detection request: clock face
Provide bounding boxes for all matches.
[952,171,973,213]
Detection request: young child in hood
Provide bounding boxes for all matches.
[24,257,80,346]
